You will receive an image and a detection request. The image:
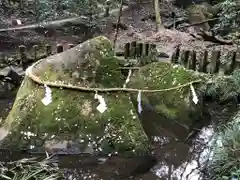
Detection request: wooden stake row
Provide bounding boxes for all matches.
[123,41,157,59]
[0,43,75,69]
[171,47,238,75]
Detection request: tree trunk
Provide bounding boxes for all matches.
[154,0,163,31]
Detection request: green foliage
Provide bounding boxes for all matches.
[206,114,240,180]
[214,0,240,36]
[0,157,62,180]
[204,69,240,102]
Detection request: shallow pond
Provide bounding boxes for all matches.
[0,97,238,179]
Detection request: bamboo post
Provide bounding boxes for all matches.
[225,51,237,75]
[19,45,27,68]
[190,50,197,70]
[124,42,130,59]
[171,46,180,64]
[130,41,137,58]
[199,51,208,73]
[45,44,52,56]
[33,45,38,61]
[180,50,190,67]
[210,50,221,74]
[68,44,74,49]
[56,44,63,53]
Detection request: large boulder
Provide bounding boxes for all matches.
[0,36,150,156]
[186,4,211,32]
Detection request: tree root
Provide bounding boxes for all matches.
[197,29,233,45]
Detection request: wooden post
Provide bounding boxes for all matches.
[104,0,110,17]
[0,53,6,64]
[124,42,130,59]
[199,51,208,73]
[136,43,142,57]
[171,46,180,64]
[33,45,38,61]
[180,50,190,67]
[68,44,74,49]
[143,43,149,56]
[225,51,237,75]
[19,45,27,68]
[149,44,157,55]
[46,44,52,56]
[139,43,143,57]
[135,43,139,57]
[210,50,221,74]
[130,41,137,58]
[190,50,197,70]
[56,44,63,53]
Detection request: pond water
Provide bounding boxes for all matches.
[0,98,237,179]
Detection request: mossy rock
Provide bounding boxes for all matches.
[129,63,207,140]
[187,4,211,32]
[0,36,150,156]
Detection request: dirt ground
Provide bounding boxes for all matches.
[0,0,238,56]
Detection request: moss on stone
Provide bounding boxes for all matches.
[1,36,150,156]
[129,63,207,130]
[187,4,211,31]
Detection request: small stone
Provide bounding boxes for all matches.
[11,19,22,26]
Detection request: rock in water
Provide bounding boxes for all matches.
[0,36,150,156]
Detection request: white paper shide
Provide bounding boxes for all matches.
[137,90,143,114]
[41,84,52,106]
[190,84,198,104]
[94,93,108,113]
[123,69,132,88]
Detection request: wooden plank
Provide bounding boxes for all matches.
[171,46,180,64]
[210,50,221,74]
[56,44,63,53]
[130,41,137,58]
[190,50,197,70]
[33,45,38,61]
[45,44,52,56]
[181,50,190,67]
[199,51,208,73]
[18,45,27,68]
[225,51,237,75]
[124,42,130,59]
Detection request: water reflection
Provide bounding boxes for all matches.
[150,126,213,180]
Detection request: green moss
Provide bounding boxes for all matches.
[39,37,125,88]
[155,104,178,119]
[129,62,206,127]
[3,77,150,155]
[206,112,240,179]
[187,4,210,31]
[1,36,150,156]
